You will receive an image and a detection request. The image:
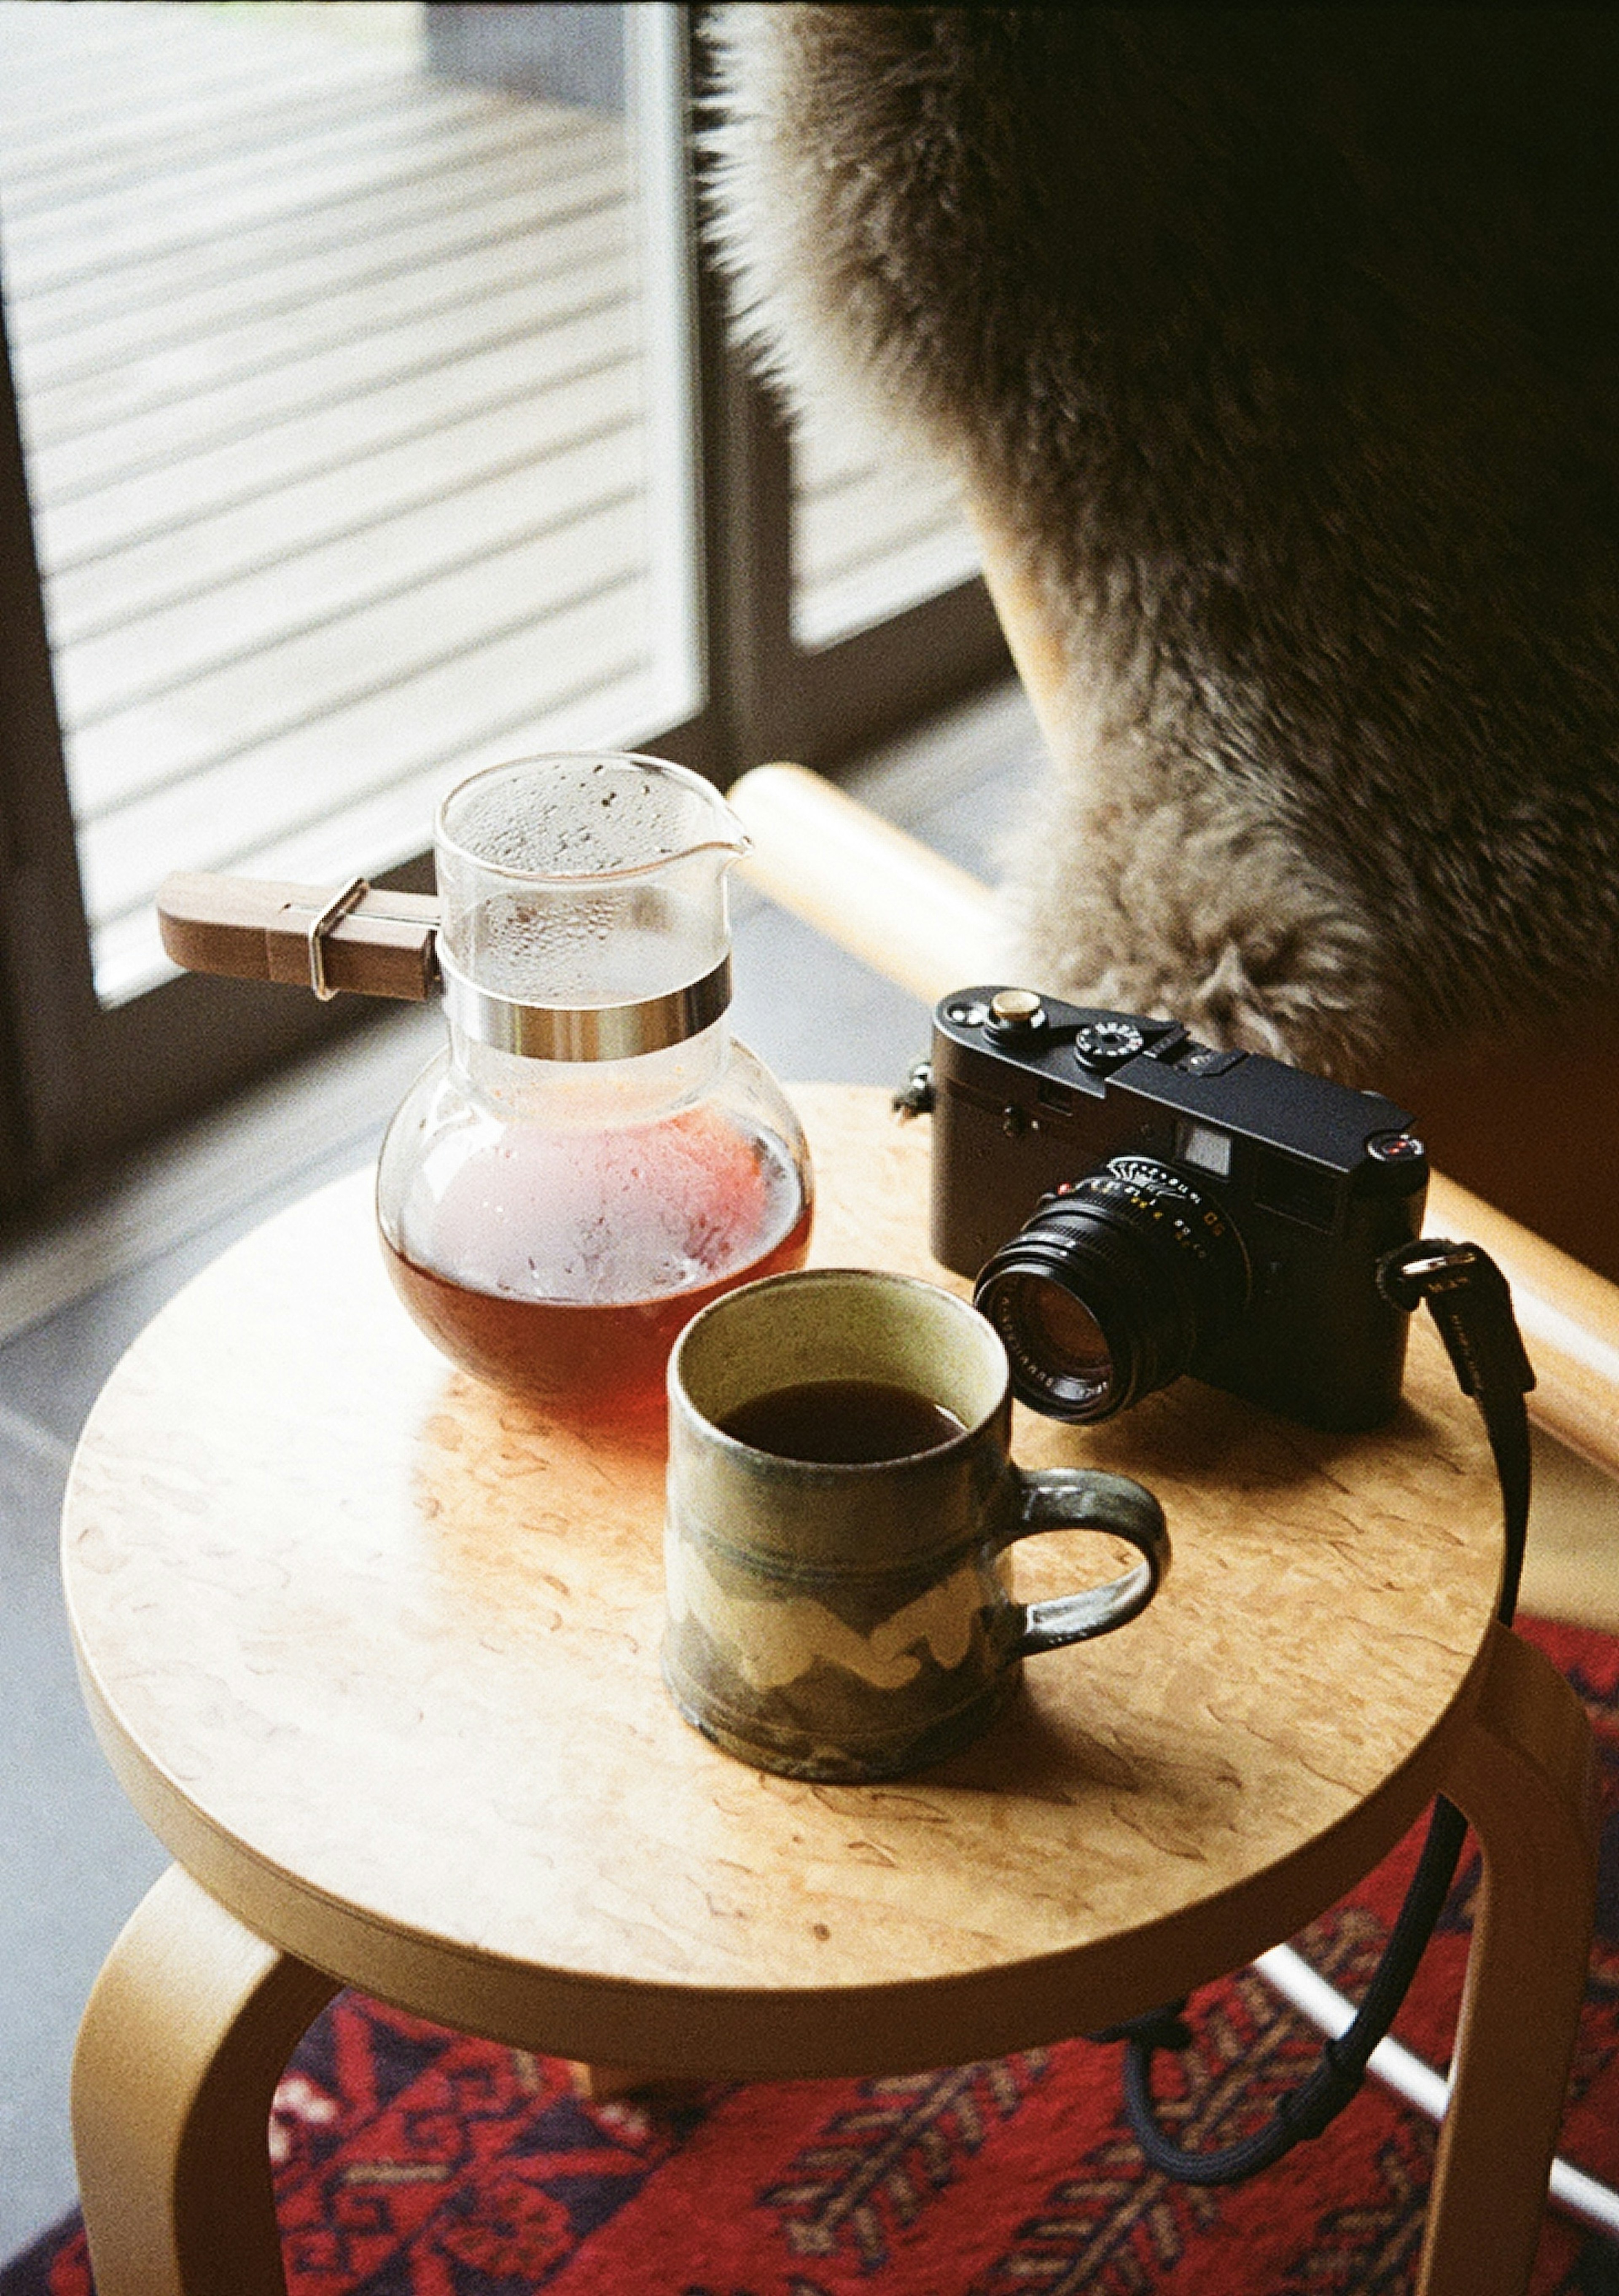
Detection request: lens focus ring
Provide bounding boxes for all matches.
[974,1158,1248,1422]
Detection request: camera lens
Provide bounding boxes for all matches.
[973,1157,1248,1420]
[1016,1278,1113,1380]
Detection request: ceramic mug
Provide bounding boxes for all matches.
[662,1266,1170,1781]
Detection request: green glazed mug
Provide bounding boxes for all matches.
[662,1266,1170,1782]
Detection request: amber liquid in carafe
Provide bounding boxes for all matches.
[380,1107,810,1418]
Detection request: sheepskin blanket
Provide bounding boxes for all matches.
[705,7,1619,1083]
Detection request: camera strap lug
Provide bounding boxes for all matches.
[891,1059,936,1120]
[1379,1237,1536,1404]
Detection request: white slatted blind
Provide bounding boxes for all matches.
[790,402,981,652]
[0,0,686,1002]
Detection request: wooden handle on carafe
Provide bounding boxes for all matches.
[157,872,441,1002]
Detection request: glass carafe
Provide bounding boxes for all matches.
[376,753,812,1419]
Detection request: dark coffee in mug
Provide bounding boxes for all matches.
[719,1378,966,1463]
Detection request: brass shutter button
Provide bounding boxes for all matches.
[987,988,1046,1036]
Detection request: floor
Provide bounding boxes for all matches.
[2,672,1616,2255]
[0,677,1041,2256]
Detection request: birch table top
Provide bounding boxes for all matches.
[61,1082,1503,2076]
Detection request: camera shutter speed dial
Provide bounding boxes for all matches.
[1072,1019,1146,1071]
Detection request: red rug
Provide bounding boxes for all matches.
[7,1616,1619,2296]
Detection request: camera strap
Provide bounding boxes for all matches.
[1106,1237,1535,2185]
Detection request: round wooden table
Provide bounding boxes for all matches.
[62,1085,1594,2296]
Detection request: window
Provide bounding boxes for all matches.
[0,2,1004,1209]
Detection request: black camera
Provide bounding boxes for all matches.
[922,988,1429,1431]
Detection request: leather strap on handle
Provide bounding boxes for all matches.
[157,872,440,1003]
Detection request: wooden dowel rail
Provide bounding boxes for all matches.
[727,761,1011,1005]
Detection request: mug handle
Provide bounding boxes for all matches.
[993,1469,1170,1655]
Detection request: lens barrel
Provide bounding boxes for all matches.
[973,1158,1248,1421]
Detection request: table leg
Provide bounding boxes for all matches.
[1416,1622,1600,2296]
[72,1864,339,2296]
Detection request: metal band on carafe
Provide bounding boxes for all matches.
[436,942,733,1061]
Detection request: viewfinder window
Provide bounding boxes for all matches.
[1175,1120,1232,1179]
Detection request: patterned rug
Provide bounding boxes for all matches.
[8,1616,1619,2296]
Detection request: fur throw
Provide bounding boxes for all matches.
[705,6,1619,1081]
